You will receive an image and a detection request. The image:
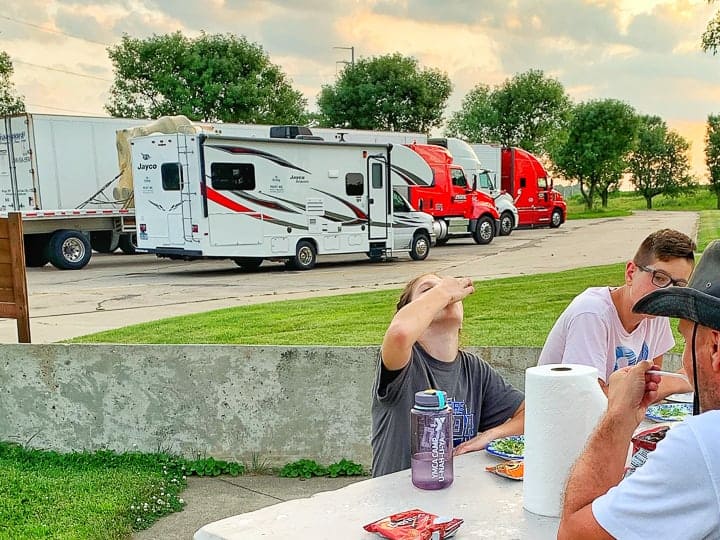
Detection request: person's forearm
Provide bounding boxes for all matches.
[386,287,451,343]
[562,412,635,516]
[654,375,693,402]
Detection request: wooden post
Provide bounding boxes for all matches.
[0,213,30,342]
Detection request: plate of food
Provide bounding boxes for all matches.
[486,435,524,460]
[665,392,693,404]
[645,403,692,422]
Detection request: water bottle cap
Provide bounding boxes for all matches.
[414,389,448,409]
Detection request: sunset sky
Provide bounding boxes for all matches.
[2,0,719,179]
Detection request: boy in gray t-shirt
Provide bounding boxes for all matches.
[370,273,525,477]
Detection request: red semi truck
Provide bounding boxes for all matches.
[392,143,500,245]
[471,143,566,228]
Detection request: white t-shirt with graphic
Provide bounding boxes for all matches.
[537,287,674,382]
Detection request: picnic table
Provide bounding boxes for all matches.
[193,450,559,539]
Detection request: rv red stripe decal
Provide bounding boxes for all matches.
[206,187,265,218]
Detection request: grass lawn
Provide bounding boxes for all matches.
[70,263,626,347]
[566,186,719,220]
[0,444,186,540]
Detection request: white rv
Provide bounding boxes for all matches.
[131,132,435,270]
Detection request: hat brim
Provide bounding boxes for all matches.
[633,286,720,332]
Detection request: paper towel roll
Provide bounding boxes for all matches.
[522,363,607,517]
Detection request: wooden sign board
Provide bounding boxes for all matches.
[0,213,30,342]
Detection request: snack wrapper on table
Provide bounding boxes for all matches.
[485,459,524,480]
[364,508,463,539]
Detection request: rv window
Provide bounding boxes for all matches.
[451,169,467,188]
[537,177,548,190]
[346,173,364,196]
[371,163,383,189]
[161,163,183,191]
[211,163,256,191]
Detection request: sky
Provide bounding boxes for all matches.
[1,0,720,179]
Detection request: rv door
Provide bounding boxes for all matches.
[368,156,389,240]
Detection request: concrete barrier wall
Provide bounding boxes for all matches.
[0,345,682,467]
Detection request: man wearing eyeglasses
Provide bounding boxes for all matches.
[538,229,695,399]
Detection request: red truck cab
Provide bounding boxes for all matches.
[501,147,566,228]
[401,143,500,245]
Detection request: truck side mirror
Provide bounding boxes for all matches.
[418,199,424,211]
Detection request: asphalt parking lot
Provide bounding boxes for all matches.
[0,210,698,343]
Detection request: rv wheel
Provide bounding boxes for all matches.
[499,212,514,236]
[473,216,494,245]
[410,232,431,261]
[47,230,92,270]
[550,208,563,228]
[291,240,316,270]
[233,257,263,271]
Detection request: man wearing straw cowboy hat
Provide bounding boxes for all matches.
[559,240,720,539]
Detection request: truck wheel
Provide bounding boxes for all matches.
[291,240,316,270]
[550,208,563,228]
[409,232,431,261]
[499,212,514,236]
[90,231,119,253]
[118,233,137,254]
[473,216,494,245]
[47,230,92,270]
[233,257,263,271]
[24,235,50,267]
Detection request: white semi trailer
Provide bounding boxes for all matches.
[0,113,150,269]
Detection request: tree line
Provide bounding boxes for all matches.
[2,24,720,210]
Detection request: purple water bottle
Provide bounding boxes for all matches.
[410,389,454,490]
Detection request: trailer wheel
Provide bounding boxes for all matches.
[47,230,92,270]
[118,233,137,254]
[473,216,494,245]
[24,235,50,267]
[233,257,263,271]
[499,211,514,236]
[550,208,563,228]
[90,231,119,253]
[409,232,431,261]
[291,240,316,270]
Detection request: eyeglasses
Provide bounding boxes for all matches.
[637,265,688,288]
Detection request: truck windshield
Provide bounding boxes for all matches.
[477,171,495,190]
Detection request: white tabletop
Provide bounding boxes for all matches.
[194,451,558,540]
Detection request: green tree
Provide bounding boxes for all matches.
[702,1,720,54]
[0,51,25,116]
[316,53,451,132]
[552,99,639,209]
[106,32,307,123]
[445,69,571,156]
[628,115,695,209]
[705,114,720,209]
